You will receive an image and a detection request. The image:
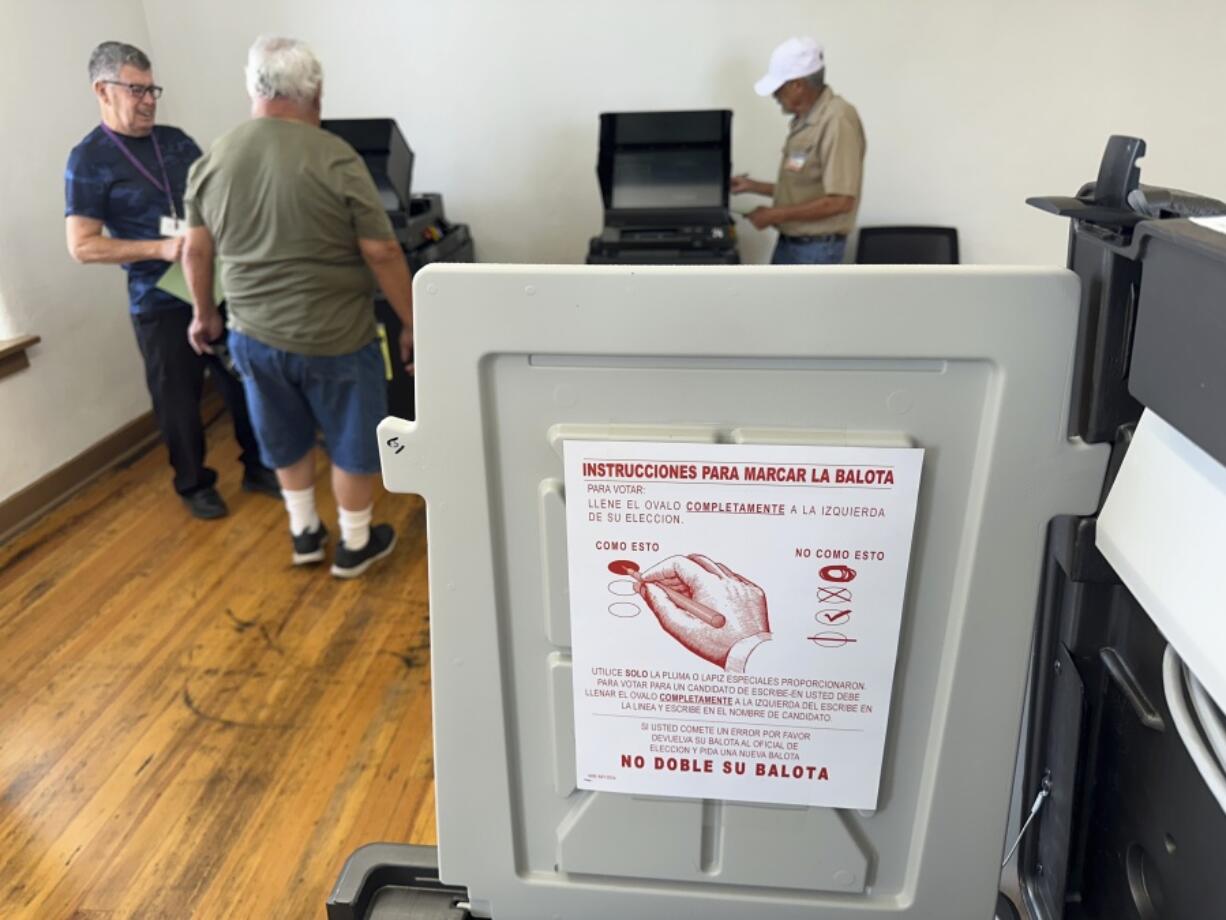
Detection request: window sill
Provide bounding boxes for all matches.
[0,335,41,382]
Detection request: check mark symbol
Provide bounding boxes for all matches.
[822,609,852,624]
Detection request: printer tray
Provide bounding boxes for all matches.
[586,245,740,265]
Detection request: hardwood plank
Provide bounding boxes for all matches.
[0,416,438,920]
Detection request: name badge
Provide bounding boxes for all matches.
[159,216,187,237]
[784,151,808,173]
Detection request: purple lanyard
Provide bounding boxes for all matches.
[99,122,178,219]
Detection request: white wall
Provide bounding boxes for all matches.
[142,0,1226,267]
[0,1,155,502]
[3,0,1225,502]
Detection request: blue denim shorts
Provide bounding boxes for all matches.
[228,331,388,474]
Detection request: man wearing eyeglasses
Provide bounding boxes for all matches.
[65,41,277,520]
[731,37,866,265]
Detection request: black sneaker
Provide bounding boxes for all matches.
[292,522,329,565]
[182,487,228,520]
[331,523,396,579]
[242,466,282,498]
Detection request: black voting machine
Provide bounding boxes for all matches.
[322,118,475,421]
[1014,137,1226,920]
[586,110,739,265]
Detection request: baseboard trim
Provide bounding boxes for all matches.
[0,387,223,546]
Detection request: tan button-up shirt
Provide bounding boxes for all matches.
[773,86,866,237]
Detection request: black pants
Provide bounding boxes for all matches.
[130,305,264,496]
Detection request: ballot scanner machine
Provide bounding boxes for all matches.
[327,137,1226,920]
[1013,136,1226,920]
[321,118,475,421]
[586,110,739,265]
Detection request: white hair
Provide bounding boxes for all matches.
[245,36,322,103]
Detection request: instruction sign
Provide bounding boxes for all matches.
[563,439,924,808]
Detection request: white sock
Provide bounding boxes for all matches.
[339,504,372,550]
[283,486,321,536]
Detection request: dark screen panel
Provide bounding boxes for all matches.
[610,149,724,210]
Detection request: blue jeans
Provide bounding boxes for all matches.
[771,236,847,265]
[228,331,388,474]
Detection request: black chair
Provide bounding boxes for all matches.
[855,225,960,264]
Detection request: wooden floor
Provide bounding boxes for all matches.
[0,415,437,919]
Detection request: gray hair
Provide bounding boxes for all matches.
[805,69,826,90]
[245,36,323,104]
[88,41,151,83]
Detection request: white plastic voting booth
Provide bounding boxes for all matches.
[371,264,1110,920]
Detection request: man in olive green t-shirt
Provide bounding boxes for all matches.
[731,37,866,265]
[183,36,413,579]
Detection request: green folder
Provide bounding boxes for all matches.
[157,261,225,305]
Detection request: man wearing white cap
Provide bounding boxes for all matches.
[731,37,866,264]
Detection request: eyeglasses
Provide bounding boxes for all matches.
[101,80,164,100]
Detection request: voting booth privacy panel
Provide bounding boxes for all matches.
[364,263,1108,919]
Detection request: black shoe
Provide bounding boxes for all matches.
[182,487,229,520]
[241,466,282,498]
[331,523,396,579]
[292,522,329,566]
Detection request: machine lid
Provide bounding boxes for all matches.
[596,110,732,219]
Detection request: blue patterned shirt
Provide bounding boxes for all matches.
[65,124,202,314]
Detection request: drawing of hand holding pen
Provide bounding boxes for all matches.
[607,555,771,672]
